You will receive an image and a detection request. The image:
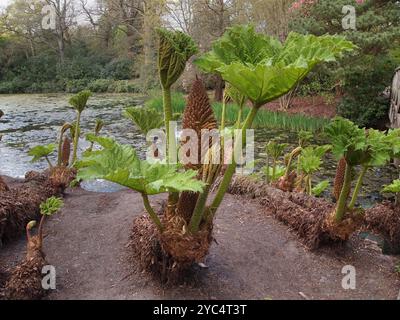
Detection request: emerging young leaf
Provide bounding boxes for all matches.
[123,107,164,135]
[69,90,92,113]
[266,141,288,160]
[76,134,205,195]
[364,129,392,167]
[298,130,313,147]
[312,180,330,197]
[28,143,56,163]
[325,117,368,166]
[382,180,400,194]
[40,196,64,216]
[157,28,198,89]
[261,165,285,181]
[386,129,400,158]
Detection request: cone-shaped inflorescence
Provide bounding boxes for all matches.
[333,157,348,202]
[61,137,71,167]
[176,78,218,223]
[181,77,218,170]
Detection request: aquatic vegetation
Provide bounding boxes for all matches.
[68,90,92,164]
[28,144,56,168]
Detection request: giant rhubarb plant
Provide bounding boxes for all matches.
[77,25,355,270]
[196,25,355,217]
[157,28,197,163]
[69,90,92,164]
[326,117,392,223]
[77,135,205,232]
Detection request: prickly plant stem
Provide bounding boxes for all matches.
[349,165,368,210]
[57,131,64,166]
[272,158,277,182]
[72,111,81,164]
[308,175,312,195]
[334,163,352,222]
[189,183,211,234]
[236,103,243,129]
[38,214,46,246]
[162,87,175,164]
[45,156,53,169]
[265,153,269,184]
[162,87,179,210]
[209,105,259,217]
[141,193,163,232]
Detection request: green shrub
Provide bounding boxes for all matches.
[102,59,134,80]
[65,79,90,93]
[107,80,139,93]
[87,79,113,93]
[290,0,400,128]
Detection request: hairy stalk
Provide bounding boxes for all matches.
[209,105,259,217]
[334,163,352,222]
[265,153,269,184]
[45,156,53,169]
[308,175,312,195]
[72,112,81,164]
[141,193,163,232]
[38,214,46,247]
[163,88,176,163]
[348,165,368,210]
[272,158,277,182]
[162,88,179,211]
[236,103,243,129]
[220,92,228,161]
[286,147,302,179]
[189,184,211,233]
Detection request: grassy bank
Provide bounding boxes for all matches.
[0,79,142,94]
[146,92,330,133]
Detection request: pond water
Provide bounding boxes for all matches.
[0,93,398,206]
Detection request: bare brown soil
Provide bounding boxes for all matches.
[265,96,338,119]
[0,177,399,299]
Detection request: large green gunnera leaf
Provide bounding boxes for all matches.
[76,134,205,195]
[196,26,356,107]
[123,107,164,135]
[29,143,56,162]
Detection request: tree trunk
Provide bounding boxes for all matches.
[214,74,224,102]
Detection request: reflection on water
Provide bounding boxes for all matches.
[0,93,146,192]
[0,93,398,204]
